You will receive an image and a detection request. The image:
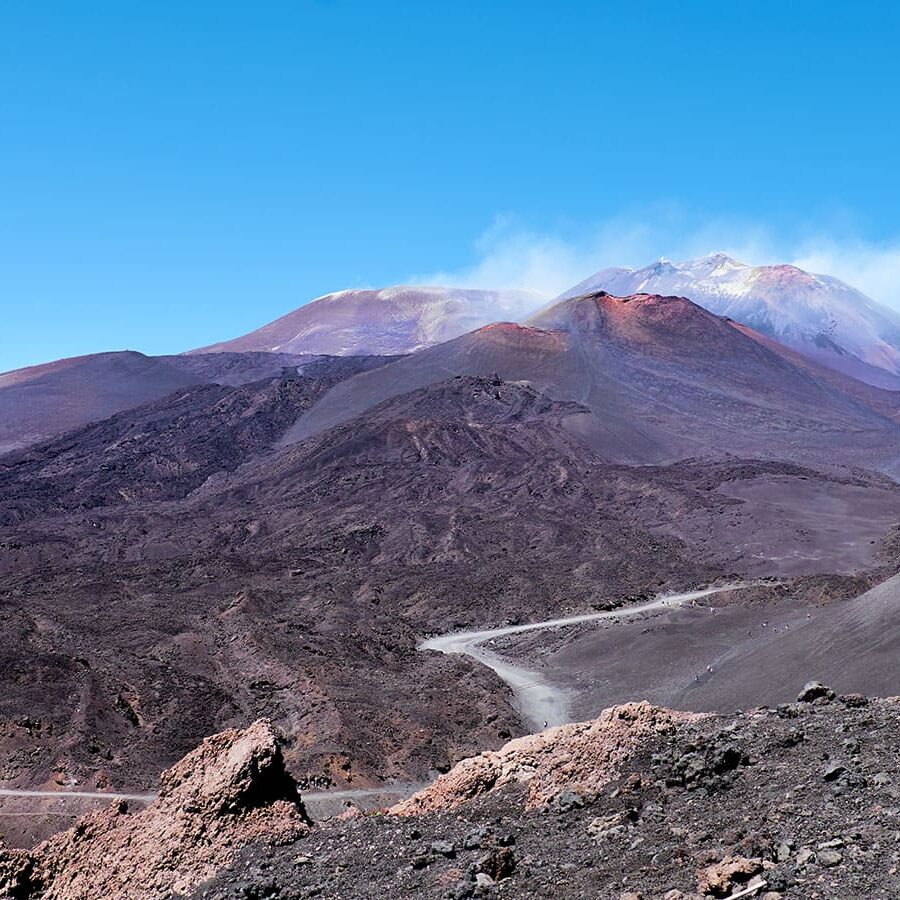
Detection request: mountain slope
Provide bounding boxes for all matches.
[158,350,311,386]
[726,322,900,425]
[284,291,900,468]
[189,286,542,357]
[560,254,900,387]
[0,355,395,524]
[0,351,201,454]
[5,370,896,796]
[0,375,705,792]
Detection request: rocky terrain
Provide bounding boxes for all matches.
[1,290,898,897]
[562,254,900,388]
[2,366,898,806]
[0,346,394,455]
[195,686,900,898]
[0,719,310,899]
[159,351,396,389]
[5,684,900,898]
[0,351,201,454]
[0,355,390,519]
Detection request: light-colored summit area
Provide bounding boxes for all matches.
[561,253,900,387]
[190,285,544,358]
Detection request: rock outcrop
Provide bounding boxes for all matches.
[8,695,900,898]
[392,702,700,814]
[196,693,900,898]
[0,719,309,900]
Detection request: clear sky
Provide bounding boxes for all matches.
[2,1,900,371]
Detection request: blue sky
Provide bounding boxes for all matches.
[2,1,900,371]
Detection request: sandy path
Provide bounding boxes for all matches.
[419,586,734,728]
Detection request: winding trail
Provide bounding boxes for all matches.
[420,586,736,728]
[1,586,740,815]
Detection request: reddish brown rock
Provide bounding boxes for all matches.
[0,719,309,900]
[696,855,765,897]
[392,702,700,814]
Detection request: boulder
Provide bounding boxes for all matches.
[838,692,868,708]
[430,839,455,858]
[0,719,310,900]
[818,849,843,867]
[392,703,700,814]
[797,681,835,703]
[696,855,764,897]
[477,846,515,881]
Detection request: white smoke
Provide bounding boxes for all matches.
[413,213,900,311]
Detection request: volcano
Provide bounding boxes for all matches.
[560,254,900,388]
[189,285,542,358]
[282,291,900,468]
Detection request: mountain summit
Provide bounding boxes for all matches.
[190,285,543,358]
[285,290,900,468]
[559,254,900,387]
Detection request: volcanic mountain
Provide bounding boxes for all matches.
[189,285,542,357]
[560,253,900,388]
[4,366,898,801]
[0,351,201,454]
[282,291,900,469]
[0,348,397,455]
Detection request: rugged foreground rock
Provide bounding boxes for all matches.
[393,703,699,814]
[200,691,900,899]
[7,690,900,898]
[0,720,309,899]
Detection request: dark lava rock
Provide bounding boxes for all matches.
[556,791,585,812]
[765,865,796,892]
[661,735,749,792]
[445,881,476,900]
[777,728,805,748]
[798,681,836,703]
[87,695,900,900]
[839,693,869,708]
[430,840,456,858]
[463,826,489,850]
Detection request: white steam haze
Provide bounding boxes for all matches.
[412,212,900,312]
